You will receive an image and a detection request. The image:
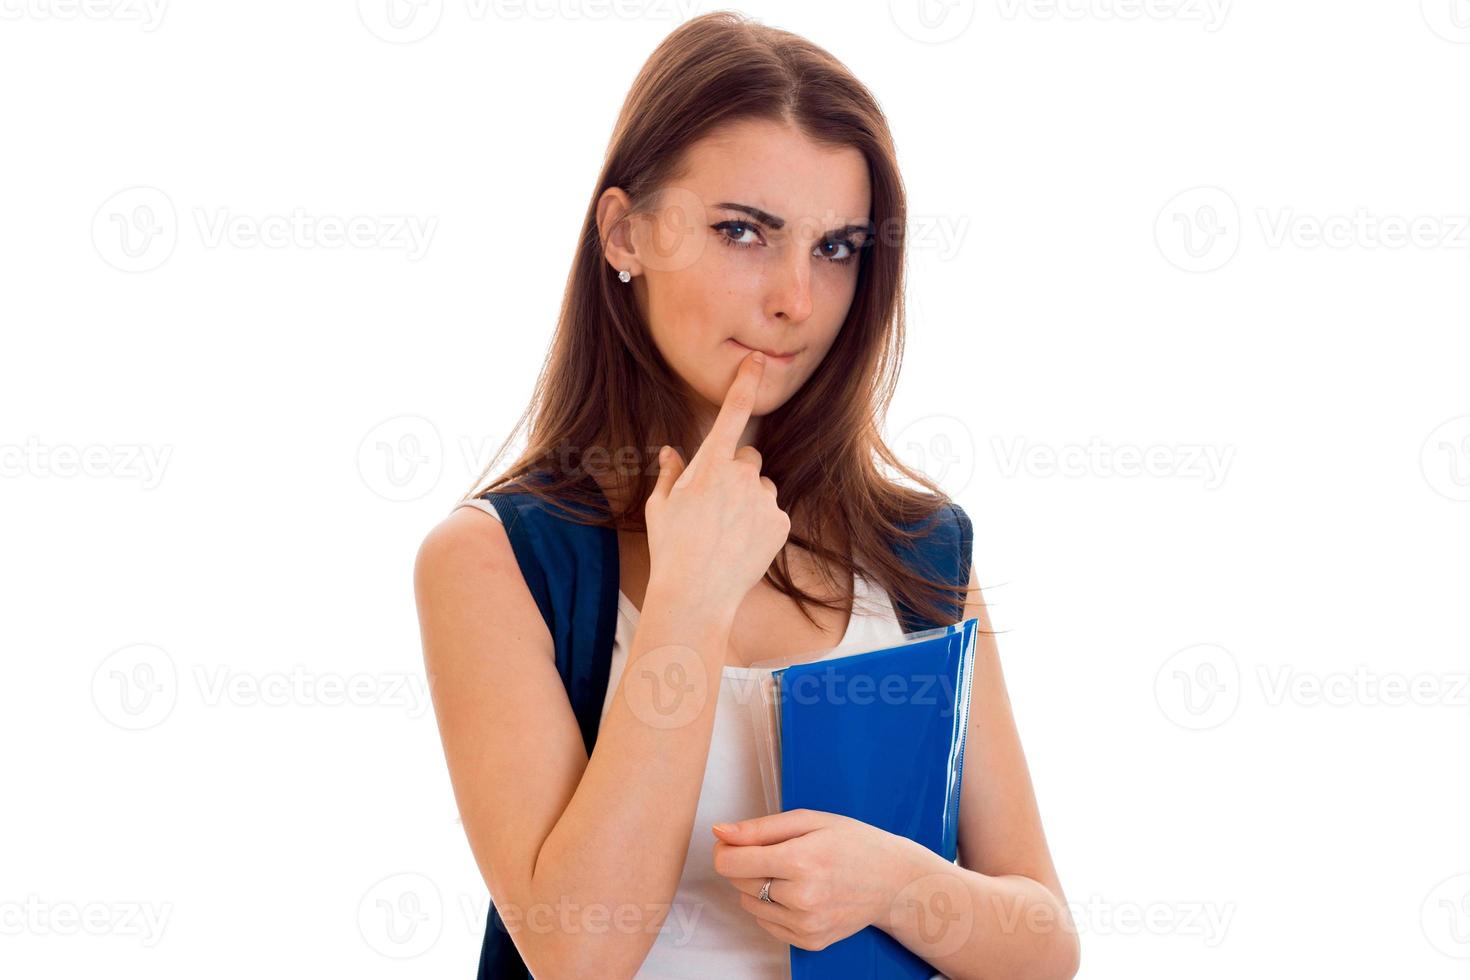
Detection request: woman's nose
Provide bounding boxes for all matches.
[767,250,814,324]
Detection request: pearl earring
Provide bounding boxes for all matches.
[618,269,631,283]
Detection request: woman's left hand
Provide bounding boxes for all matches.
[711,808,915,951]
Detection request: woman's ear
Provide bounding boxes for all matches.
[596,186,640,280]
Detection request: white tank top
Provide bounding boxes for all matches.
[454,497,907,977]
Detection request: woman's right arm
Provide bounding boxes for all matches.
[414,508,737,979]
[416,350,783,979]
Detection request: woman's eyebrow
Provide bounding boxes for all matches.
[714,202,873,239]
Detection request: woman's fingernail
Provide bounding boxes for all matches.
[751,351,765,365]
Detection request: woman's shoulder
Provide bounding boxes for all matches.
[420,472,574,581]
[891,492,971,538]
[887,493,973,587]
[416,500,517,592]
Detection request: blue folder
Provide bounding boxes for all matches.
[771,617,980,980]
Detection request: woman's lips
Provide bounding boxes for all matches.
[727,338,799,363]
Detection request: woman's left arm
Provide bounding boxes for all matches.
[712,566,1080,980]
[876,565,1080,979]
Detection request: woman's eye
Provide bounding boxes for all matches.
[715,221,860,265]
[817,239,853,262]
[716,221,760,247]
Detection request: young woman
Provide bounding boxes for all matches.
[414,12,1077,979]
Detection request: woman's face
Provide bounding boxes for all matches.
[601,118,873,438]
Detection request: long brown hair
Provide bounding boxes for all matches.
[464,10,970,629]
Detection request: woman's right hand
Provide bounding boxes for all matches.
[644,350,791,619]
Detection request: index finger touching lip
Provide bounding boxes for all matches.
[699,350,765,461]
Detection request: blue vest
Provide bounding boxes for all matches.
[472,476,973,979]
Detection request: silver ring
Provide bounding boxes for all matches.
[758,878,773,903]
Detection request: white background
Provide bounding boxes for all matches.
[3,1,1468,976]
